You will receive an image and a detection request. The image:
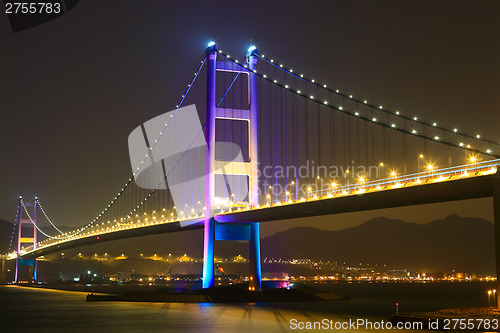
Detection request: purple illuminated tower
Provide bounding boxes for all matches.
[203,43,261,291]
[15,196,38,284]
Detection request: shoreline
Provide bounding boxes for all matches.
[15,282,348,303]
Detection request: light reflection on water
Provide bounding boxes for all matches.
[0,282,495,332]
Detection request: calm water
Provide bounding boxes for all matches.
[0,282,496,332]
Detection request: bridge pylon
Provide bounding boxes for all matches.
[203,43,261,291]
[15,196,38,284]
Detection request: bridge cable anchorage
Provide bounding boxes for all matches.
[218,51,500,159]
[37,200,64,234]
[30,56,210,246]
[256,53,500,148]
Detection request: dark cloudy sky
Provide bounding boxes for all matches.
[1,0,499,237]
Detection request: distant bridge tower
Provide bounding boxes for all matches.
[15,196,38,284]
[203,43,261,291]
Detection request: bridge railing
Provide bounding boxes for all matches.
[306,158,500,199]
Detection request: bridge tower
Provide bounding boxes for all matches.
[15,196,38,284]
[203,43,261,291]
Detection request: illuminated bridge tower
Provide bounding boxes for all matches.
[15,196,38,284]
[203,43,261,291]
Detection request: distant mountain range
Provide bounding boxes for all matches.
[0,214,495,274]
[257,215,495,273]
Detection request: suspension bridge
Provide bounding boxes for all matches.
[4,43,500,297]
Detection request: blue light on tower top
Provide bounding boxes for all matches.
[206,41,217,52]
[247,45,258,57]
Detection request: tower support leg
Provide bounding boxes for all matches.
[33,259,37,284]
[15,258,19,283]
[249,223,262,291]
[202,217,215,289]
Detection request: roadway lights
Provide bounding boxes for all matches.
[418,154,424,175]
[427,164,434,177]
[375,162,384,183]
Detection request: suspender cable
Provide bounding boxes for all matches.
[330,91,334,168]
[317,86,321,171]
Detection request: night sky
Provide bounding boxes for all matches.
[1,0,499,237]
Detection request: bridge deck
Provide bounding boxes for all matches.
[20,172,497,260]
